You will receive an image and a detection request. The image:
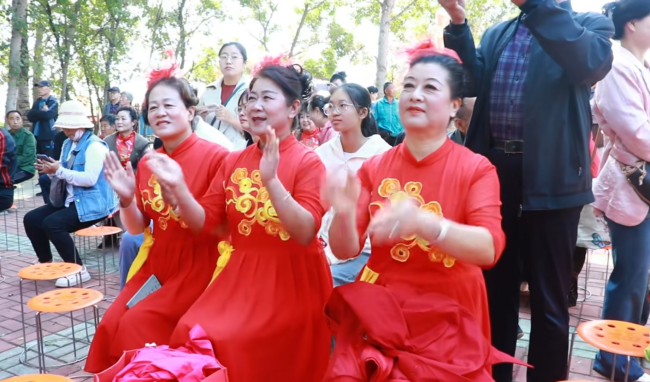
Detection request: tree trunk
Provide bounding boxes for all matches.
[18,20,31,129]
[32,27,44,103]
[376,0,394,98]
[6,0,27,113]
[289,3,309,57]
[177,0,187,69]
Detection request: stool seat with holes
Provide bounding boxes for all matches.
[27,288,103,373]
[17,263,84,369]
[74,225,122,298]
[0,375,74,382]
[576,320,649,381]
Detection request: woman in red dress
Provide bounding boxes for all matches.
[85,69,229,373]
[144,60,332,381]
[324,43,505,378]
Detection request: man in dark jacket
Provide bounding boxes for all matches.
[440,0,614,381]
[26,80,58,157]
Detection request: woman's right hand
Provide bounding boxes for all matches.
[104,151,136,203]
[323,170,360,215]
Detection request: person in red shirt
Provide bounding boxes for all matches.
[85,62,229,373]
[144,60,332,382]
[296,104,321,148]
[324,42,508,378]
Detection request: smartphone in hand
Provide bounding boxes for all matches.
[36,154,53,162]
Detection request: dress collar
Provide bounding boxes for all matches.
[399,137,453,167]
[160,132,198,158]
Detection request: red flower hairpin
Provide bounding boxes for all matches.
[402,39,462,64]
[146,49,182,90]
[251,53,294,77]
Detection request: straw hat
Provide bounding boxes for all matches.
[54,100,94,129]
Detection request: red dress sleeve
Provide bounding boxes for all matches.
[292,151,326,233]
[465,156,505,269]
[134,158,151,223]
[200,153,231,235]
[355,161,374,253]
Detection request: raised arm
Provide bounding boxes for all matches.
[104,152,149,234]
[521,0,614,85]
[439,0,487,97]
[327,166,372,260]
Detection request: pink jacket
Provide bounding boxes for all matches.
[318,121,338,144]
[592,47,650,226]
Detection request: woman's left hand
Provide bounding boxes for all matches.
[215,105,234,125]
[36,158,60,175]
[259,127,280,184]
[368,198,438,245]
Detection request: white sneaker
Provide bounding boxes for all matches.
[55,267,91,288]
[636,373,650,382]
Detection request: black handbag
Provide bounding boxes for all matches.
[49,151,77,208]
[622,161,650,205]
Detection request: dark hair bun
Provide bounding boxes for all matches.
[295,65,314,101]
[330,71,347,83]
[603,0,650,40]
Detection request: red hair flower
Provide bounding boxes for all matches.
[402,39,462,64]
[146,49,182,90]
[252,53,294,77]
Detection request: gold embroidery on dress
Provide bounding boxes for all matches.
[209,241,234,285]
[141,175,188,231]
[226,168,290,240]
[360,265,379,284]
[370,178,456,267]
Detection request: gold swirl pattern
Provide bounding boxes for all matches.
[141,175,187,230]
[226,168,290,240]
[370,178,456,267]
[360,265,379,284]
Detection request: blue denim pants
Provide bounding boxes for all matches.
[118,232,145,290]
[594,215,650,381]
[331,251,370,288]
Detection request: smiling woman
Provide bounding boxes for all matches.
[150,58,332,382]
[85,61,230,373]
[322,40,522,378]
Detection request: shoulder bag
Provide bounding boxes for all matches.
[621,161,650,205]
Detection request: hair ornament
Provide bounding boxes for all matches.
[146,49,182,90]
[402,39,462,64]
[252,53,294,77]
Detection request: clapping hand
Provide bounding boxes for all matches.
[438,0,466,23]
[367,198,434,246]
[323,170,360,215]
[259,127,280,184]
[104,151,136,205]
[146,152,186,190]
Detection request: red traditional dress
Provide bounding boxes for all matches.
[86,134,229,373]
[299,127,321,149]
[170,135,332,382]
[341,139,505,375]
[116,131,136,169]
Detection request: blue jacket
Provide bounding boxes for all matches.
[27,96,58,141]
[444,0,614,210]
[371,97,404,137]
[61,131,115,222]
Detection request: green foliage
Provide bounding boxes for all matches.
[303,48,337,80]
[186,46,222,84]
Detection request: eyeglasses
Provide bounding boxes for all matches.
[323,102,354,116]
[220,55,240,62]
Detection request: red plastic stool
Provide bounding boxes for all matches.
[1,375,73,382]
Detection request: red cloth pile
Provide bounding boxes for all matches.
[324,282,529,381]
[94,325,227,382]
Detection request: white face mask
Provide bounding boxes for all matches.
[73,129,85,142]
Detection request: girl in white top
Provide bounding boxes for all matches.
[316,83,391,287]
[197,42,249,150]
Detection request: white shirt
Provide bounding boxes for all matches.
[54,140,109,207]
[316,134,391,265]
[198,78,249,150]
[194,117,234,151]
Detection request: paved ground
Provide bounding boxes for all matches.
[0,178,648,381]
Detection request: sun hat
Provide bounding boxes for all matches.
[54,100,94,129]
